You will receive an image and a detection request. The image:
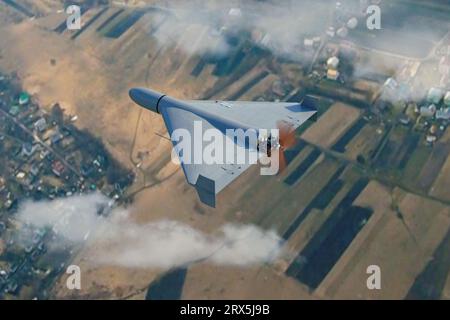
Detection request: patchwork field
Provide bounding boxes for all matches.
[301,102,361,148]
[1,0,450,300]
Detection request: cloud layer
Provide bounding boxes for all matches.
[16,193,284,269]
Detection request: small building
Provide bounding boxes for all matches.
[430,124,438,135]
[347,17,358,29]
[5,199,13,210]
[0,177,5,192]
[34,118,47,133]
[326,27,335,37]
[327,56,340,70]
[228,8,242,17]
[39,149,50,160]
[9,105,20,116]
[420,104,437,118]
[30,163,41,177]
[16,171,26,180]
[436,107,450,120]
[399,115,411,125]
[260,34,271,47]
[52,161,65,177]
[406,102,418,117]
[384,78,398,91]
[327,69,340,81]
[4,280,19,294]
[444,92,450,107]
[427,87,444,104]
[426,134,437,143]
[81,164,94,177]
[336,26,348,38]
[22,143,37,157]
[312,37,321,48]
[50,131,64,145]
[18,92,30,105]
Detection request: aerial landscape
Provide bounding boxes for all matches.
[0,0,450,301]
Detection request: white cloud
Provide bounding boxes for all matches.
[15,192,284,269]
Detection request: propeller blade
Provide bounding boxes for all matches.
[277,120,296,149]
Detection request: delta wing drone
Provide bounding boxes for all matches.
[129,88,316,207]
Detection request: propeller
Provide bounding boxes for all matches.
[276,120,296,173]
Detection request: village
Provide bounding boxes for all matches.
[0,72,133,298]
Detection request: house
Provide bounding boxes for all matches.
[312,37,321,48]
[260,34,271,47]
[327,69,339,81]
[9,105,20,116]
[81,164,94,177]
[16,171,26,180]
[327,56,340,70]
[399,115,411,125]
[0,176,5,191]
[50,131,63,145]
[22,143,37,157]
[34,118,47,132]
[426,134,437,143]
[4,280,19,294]
[52,161,65,177]
[429,124,438,135]
[228,8,242,17]
[444,92,450,107]
[336,27,348,38]
[326,27,335,37]
[39,149,50,160]
[420,104,437,117]
[347,17,358,29]
[18,92,30,105]
[436,108,450,120]
[30,163,41,177]
[384,78,398,91]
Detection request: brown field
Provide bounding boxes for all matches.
[430,156,450,202]
[282,167,361,267]
[345,123,384,161]
[430,128,450,202]
[301,102,361,148]
[182,264,313,299]
[317,182,450,299]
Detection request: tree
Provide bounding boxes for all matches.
[51,103,64,125]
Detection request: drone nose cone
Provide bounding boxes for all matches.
[129,88,165,113]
